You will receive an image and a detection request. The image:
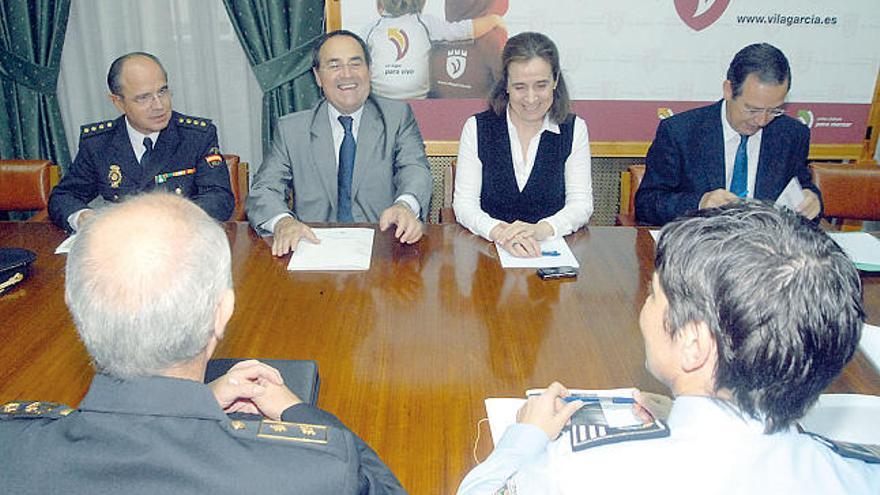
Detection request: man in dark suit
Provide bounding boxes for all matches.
[1,193,405,494]
[246,30,433,257]
[48,52,234,231]
[635,43,822,226]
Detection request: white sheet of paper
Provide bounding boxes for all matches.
[484,398,525,446]
[55,234,77,254]
[828,232,880,271]
[496,237,579,268]
[859,323,880,373]
[775,177,805,211]
[287,228,374,271]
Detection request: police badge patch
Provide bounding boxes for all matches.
[108,165,122,188]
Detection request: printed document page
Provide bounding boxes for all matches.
[288,228,374,271]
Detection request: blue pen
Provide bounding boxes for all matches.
[541,250,560,257]
[563,396,636,404]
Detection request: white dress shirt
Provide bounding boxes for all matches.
[262,103,419,233]
[457,396,880,495]
[721,100,762,198]
[453,109,593,240]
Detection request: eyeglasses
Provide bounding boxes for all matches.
[122,87,171,107]
[740,103,786,118]
[321,59,366,73]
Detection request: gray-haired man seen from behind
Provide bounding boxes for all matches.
[458,201,878,494]
[0,193,406,495]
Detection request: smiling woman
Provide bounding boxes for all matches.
[452,32,594,258]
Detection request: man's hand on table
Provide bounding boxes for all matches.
[699,188,740,210]
[379,202,423,244]
[516,382,584,440]
[272,216,320,257]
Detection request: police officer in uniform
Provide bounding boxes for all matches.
[48,52,234,231]
[1,193,405,494]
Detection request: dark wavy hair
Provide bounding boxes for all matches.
[488,32,570,123]
[312,30,372,69]
[656,201,863,433]
[727,43,791,98]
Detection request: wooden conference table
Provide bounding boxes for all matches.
[1,221,878,493]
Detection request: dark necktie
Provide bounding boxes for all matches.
[337,115,356,222]
[141,137,154,167]
[729,134,749,197]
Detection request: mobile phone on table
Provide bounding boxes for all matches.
[537,266,578,280]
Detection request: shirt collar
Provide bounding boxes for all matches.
[327,101,364,130]
[79,373,229,421]
[125,116,161,149]
[720,100,739,143]
[505,105,560,136]
[667,395,768,437]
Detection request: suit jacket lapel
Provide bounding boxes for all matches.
[351,98,384,199]
[309,100,339,210]
[702,101,726,190]
[754,124,778,198]
[109,117,141,187]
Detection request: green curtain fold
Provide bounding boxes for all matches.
[222,0,325,155]
[0,0,71,171]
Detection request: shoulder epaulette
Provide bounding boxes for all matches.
[175,114,212,132]
[0,401,75,420]
[805,431,880,464]
[80,120,116,138]
[226,418,330,445]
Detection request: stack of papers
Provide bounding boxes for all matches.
[828,232,880,271]
[496,237,579,268]
[287,228,374,271]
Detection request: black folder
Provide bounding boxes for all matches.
[204,358,320,406]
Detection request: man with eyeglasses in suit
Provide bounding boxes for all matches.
[635,43,822,226]
[49,52,234,231]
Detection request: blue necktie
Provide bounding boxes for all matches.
[337,115,356,222]
[141,137,153,167]
[729,134,749,197]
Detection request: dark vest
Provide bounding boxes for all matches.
[476,109,574,224]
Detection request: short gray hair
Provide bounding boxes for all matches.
[65,193,232,379]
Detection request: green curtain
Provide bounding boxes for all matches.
[0,0,71,169]
[222,0,325,155]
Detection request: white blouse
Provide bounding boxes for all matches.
[452,110,593,240]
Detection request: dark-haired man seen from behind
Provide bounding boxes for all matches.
[635,43,822,226]
[246,30,433,256]
[1,193,405,494]
[458,202,877,494]
[48,52,234,231]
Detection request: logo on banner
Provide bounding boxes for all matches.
[797,109,814,128]
[675,0,730,31]
[387,28,410,61]
[446,49,468,79]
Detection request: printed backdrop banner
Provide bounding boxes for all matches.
[342,0,880,144]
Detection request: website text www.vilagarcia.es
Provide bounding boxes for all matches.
[736,13,838,27]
